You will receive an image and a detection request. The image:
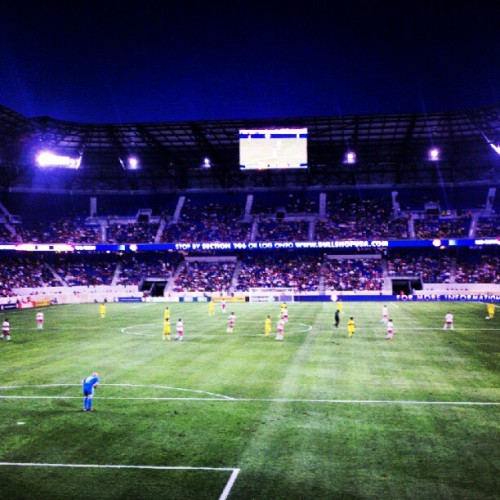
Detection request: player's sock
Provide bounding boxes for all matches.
[88,399,93,410]
[83,397,88,410]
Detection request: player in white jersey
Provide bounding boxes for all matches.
[386,319,394,340]
[221,299,227,314]
[275,318,285,341]
[443,312,454,331]
[381,305,389,324]
[281,305,289,324]
[227,312,236,333]
[0,318,11,340]
[175,319,184,341]
[36,311,44,330]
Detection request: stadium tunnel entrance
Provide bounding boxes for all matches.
[391,277,423,295]
[139,278,168,297]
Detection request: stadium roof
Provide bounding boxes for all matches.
[0,104,499,191]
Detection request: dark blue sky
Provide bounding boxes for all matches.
[1,0,498,123]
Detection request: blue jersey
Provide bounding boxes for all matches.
[82,375,99,394]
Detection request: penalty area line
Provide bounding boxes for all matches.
[0,462,241,500]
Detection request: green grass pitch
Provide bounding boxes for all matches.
[0,300,498,499]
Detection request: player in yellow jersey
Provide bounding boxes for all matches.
[208,301,215,316]
[163,306,171,340]
[337,299,343,313]
[347,316,355,337]
[264,315,272,336]
[163,319,171,340]
[99,302,106,318]
[486,303,495,320]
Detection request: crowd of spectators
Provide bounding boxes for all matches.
[475,217,500,237]
[162,201,251,242]
[256,220,309,241]
[454,255,500,284]
[0,256,59,296]
[172,260,236,292]
[315,194,410,240]
[414,215,472,239]
[107,222,159,244]
[116,254,179,286]
[0,248,497,297]
[386,253,452,283]
[12,217,100,244]
[53,254,117,286]
[322,258,384,291]
[235,254,322,291]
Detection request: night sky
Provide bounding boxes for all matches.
[0,0,498,124]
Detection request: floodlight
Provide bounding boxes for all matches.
[489,143,500,155]
[128,157,139,169]
[428,148,440,161]
[36,151,81,169]
[344,151,356,164]
[202,157,211,168]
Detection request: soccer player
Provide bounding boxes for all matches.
[82,372,99,412]
[99,302,106,318]
[443,312,454,331]
[227,312,236,333]
[281,304,289,324]
[0,318,11,341]
[163,308,171,341]
[334,309,340,328]
[175,318,184,341]
[36,310,44,330]
[275,318,285,341]
[381,305,389,324]
[486,303,495,320]
[386,319,394,340]
[337,299,343,313]
[264,315,272,336]
[347,317,355,337]
[208,301,215,316]
[221,299,227,314]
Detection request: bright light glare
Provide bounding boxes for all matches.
[428,148,440,161]
[489,143,500,155]
[37,152,81,169]
[128,157,139,169]
[344,151,356,164]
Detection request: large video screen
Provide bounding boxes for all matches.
[239,128,308,170]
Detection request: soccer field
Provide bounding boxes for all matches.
[0,301,498,499]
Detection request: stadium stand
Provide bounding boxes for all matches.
[0,103,497,300]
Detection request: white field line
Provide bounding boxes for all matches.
[0,383,234,400]
[0,462,240,500]
[220,468,241,500]
[0,395,498,406]
[121,322,312,337]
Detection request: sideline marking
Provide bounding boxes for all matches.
[121,322,312,337]
[0,462,240,500]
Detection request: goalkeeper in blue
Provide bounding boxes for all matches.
[82,372,100,412]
